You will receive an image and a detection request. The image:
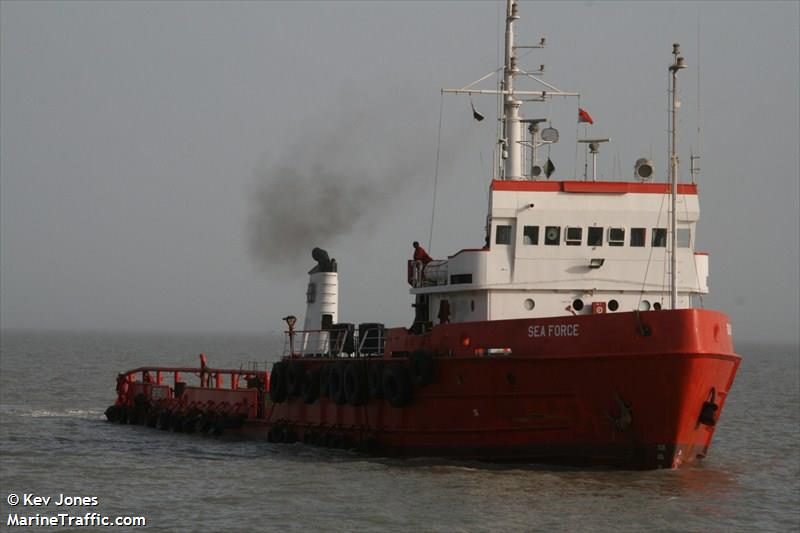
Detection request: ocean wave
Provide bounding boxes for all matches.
[0,405,105,419]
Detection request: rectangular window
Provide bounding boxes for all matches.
[450,274,473,284]
[544,226,560,246]
[631,228,646,247]
[677,228,691,248]
[523,226,539,245]
[587,227,603,247]
[565,227,582,246]
[495,225,512,245]
[652,228,667,247]
[608,227,625,247]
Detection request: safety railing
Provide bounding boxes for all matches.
[119,365,269,391]
[283,326,385,359]
[408,259,448,288]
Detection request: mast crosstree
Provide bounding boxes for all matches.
[442,0,578,181]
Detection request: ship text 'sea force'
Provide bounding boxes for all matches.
[106,0,739,469]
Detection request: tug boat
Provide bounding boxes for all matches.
[106,0,740,469]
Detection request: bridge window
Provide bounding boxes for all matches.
[588,227,603,247]
[450,274,473,284]
[566,227,582,246]
[631,228,646,247]
[608,228,625,247]
[495,225,512,245]
[652,228,667,247]
[544,226,560,245]
[677,228,691,248]
[523,225,539,245]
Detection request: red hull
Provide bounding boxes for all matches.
[264,309,739,469]
[109,309,739,469]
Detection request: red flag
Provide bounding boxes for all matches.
[578,108,594,124]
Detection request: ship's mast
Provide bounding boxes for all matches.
[502,0,523,180]
[669,44,686,310]
[441,0,578,182]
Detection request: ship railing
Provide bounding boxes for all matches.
[119,365,269,392]
[284,330,330,358]
[408,259,448,288]
[284,327,385,358]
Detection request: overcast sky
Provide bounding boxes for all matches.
[1,1,798,344]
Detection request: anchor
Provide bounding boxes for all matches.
[604,391,633,431]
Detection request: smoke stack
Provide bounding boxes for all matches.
[302,248,338,354]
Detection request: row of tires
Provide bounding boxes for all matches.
[269,352,435,408]
[104,395,245,436]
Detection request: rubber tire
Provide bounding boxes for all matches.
[302,369,321,404]
[287,361,306,396]
[329,361,348,405]
[344,362,368,406]
[269,362,289,403]
[410,351,435,387]
[320,364,332,398]
[382,363,414,408]
[368,362,385,398]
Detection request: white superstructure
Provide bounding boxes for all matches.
[411,181,708,324]
[413,0,702,327]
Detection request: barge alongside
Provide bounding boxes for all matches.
[106,0,740,469]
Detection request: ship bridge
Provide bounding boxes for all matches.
[410,179,708,325]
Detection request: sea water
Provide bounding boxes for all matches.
[1,331,797,532]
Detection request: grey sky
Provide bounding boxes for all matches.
[1,1,798,344]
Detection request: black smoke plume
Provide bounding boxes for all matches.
[247,103,434,271]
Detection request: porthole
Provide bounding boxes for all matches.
[608,299,619,311]
[524,298,535,310]
[653,302,662,310]
[639,300,651,311]
[573,299,584,311]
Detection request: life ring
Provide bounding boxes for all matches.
[269,362,289,403]
[302,369,321,404]
[344,362,368,406]
[287,361,306,396]
[382,363,414,407]
[410,351,435,387]
[368,362,385,398]
[328,361,348,405]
